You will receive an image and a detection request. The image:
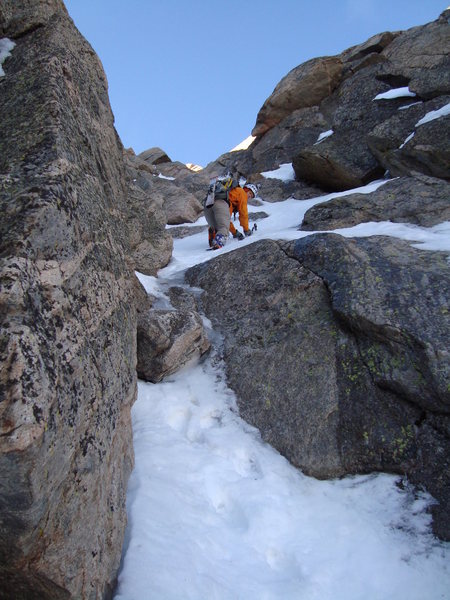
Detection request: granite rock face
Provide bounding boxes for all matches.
[0,2,140,598]
[185,236,450,540]
[138,146,172,165]
[2,7,450,600]
[123,152,173,276]
[290,11,450,191]
[180,9,450,543]
[187,241,343,478]
[367,95,450,180]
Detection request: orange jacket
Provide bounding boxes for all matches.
[228,187,249,235]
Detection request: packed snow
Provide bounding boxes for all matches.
[0,38,15,77]
[114,173,450,599]
[373,87,416,101]
[398,101,423,111]
[261,163,296,181]
[231,135,256,152]
[315,129,334,144]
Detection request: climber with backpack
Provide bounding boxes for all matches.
[229,182,258,241]
[203,172,258,250]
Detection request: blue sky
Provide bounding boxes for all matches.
[64,1,447,167]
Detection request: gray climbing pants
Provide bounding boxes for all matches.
[204,198,229,242]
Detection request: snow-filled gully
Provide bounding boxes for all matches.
[114,178,450,600]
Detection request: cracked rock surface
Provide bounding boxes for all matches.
[186,237,450,540]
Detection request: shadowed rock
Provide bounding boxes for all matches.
[138,146,172,165]
[137,286,210,383]
[127,152,206,225]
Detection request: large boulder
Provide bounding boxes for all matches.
[185,237,450,540]
[0,2,139,597]
[202,149,256,183]
[289,235,450,542]
[252,56,343,137]
[123,153,173,275]
[292,131,383,191]
[301,174,450,230]
[248,9,449,192]
[147,175,203,225]
[292,66,411,190]
[138,146,172,165]
[156,161,212,208]
[341,31,398,64]
[257,177,325,202]
[187,241,343,477]
[386,109,450,179]
[137,287,210,383]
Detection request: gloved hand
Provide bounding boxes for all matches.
[233,231,245,240]
[244,229,252,237]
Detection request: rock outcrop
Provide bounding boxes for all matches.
[126,150,206,225]
[212,9,449,197]
[252,56,343,137]
[367,95,450,180]
[0,2,156,597]
[2,4,450,598]
[290,12,450,191]
[123,152,173,275]
[301,174,450,230]
[183,8,450,544]
[185,236,450,540]
[138,146,172,165]
[137,286,210,383]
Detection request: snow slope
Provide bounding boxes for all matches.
[114,173,450,600]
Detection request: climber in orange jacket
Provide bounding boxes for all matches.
[206,182,258,249]
[229,183,258,241]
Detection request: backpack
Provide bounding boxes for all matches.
[203,171,239,208]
